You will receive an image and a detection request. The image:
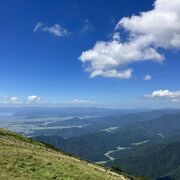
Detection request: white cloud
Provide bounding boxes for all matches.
[112,32,120,41]
[27,95,41,103]
[10,96,20,103]
[65,98,96,104]
[0,96,96,105]
[90,69,133,79]
[0,96,22,104]
[79,34,163,79]
[10,96,18,102]
[81,19,93,33]
[144,74,152,81]
[34,22,69,37]
[73,98,96,104]
[117,0,180,49]
[33,22,43,32]
[79,0,180,79]
[145,89,180,102]
[0,95,42,104]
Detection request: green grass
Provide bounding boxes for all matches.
[0,128,133,180]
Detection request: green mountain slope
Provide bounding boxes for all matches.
[33,112,180,179]
[0,128,134,180]
[107,142,180,180]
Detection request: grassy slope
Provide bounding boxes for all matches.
[0,128,133,180]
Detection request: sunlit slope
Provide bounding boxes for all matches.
[0,128,132,180]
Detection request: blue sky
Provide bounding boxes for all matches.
[0,0,180,108]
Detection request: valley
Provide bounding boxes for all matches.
[0,107,180,179]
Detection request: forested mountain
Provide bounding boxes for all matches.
[34,111,180,179]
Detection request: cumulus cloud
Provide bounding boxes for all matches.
[27,95,41,103]
[9,96,21,104]
[10,96,18,102]
[79,0,180,79]
[0,96,22,104]
[34,22,69,37]
[0,95,96,105]
[145,89,180,102]
[144,74,152,81]
[117,0,180,49]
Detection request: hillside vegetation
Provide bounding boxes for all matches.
[0,128,134,180]
[34,112,180,179]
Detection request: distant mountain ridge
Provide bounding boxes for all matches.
[34,112,180,179]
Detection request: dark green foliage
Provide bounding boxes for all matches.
[111,166,123,173]
[108,142,180,179]
[34,112,180,179]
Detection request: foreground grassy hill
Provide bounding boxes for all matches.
[0,128,134,180]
